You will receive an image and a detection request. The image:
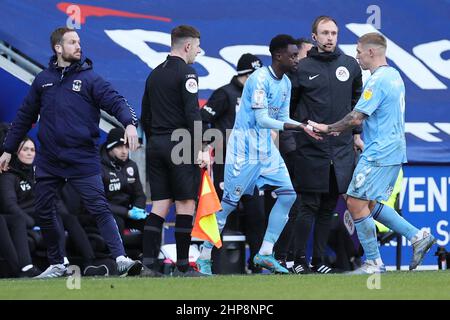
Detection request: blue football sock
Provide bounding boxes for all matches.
[354,213,380,260]
[202,198,237,250]
[372,202,418,241]
[264,187,296,244]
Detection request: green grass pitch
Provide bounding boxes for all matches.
[1,271,449,300]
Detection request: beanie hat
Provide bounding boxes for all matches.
[106,127,126,150]
[237,53,263,75]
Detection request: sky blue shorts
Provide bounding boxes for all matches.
[346,159,401,202]
[223,151,293,203]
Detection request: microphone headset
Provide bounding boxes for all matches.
[312,34,328,51]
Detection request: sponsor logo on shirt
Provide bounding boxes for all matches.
[363,88,373,100]
[335,66,350,82]
[203,105,216,116]
[185,78,198,93]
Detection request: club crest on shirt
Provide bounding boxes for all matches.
[126,167,134,176]
[72,80,82,92]
[233,185,242,196]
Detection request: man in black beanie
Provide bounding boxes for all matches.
[101,127,147,234]
[100,127,163,276]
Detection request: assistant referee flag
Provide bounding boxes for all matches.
[191,170,222,248]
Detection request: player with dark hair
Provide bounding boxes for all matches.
[197,34,320,274]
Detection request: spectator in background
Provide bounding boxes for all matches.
[0,213,41,277]
[0,27,142,278]
[0,137,105,275]
[200,53,266,274]
[100,127,147,235]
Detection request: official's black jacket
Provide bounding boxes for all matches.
[0,157,36,227]
[200,76,243,160]
[279,70,301,157]
[141,55,204,139]
[100,145,146,218]
[293,47,362,193]
[201,76,242,135]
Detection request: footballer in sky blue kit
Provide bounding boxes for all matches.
[348,65,407,201]
[308,32,436,274]
[197,34,320,275]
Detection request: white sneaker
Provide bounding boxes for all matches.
[347,260,386,275]
[410,232,436,270]
[116,257,142,277]
[34,264,67,279]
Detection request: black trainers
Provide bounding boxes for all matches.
[291,262,311,274]
[311,263,340,274]
[83,264,109,277]
[247,260,263,274]
[140,265,164,277]
[172,266,210,277]
[19,265,41,278]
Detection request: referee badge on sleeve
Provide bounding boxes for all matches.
[185,78,198,93]
[252,89,265,108]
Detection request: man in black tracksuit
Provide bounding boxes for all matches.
[0,27,142,278]
[140,25,209,276]
[289,16,363,274]
[200,53,266,273]
[100,127,147,235]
